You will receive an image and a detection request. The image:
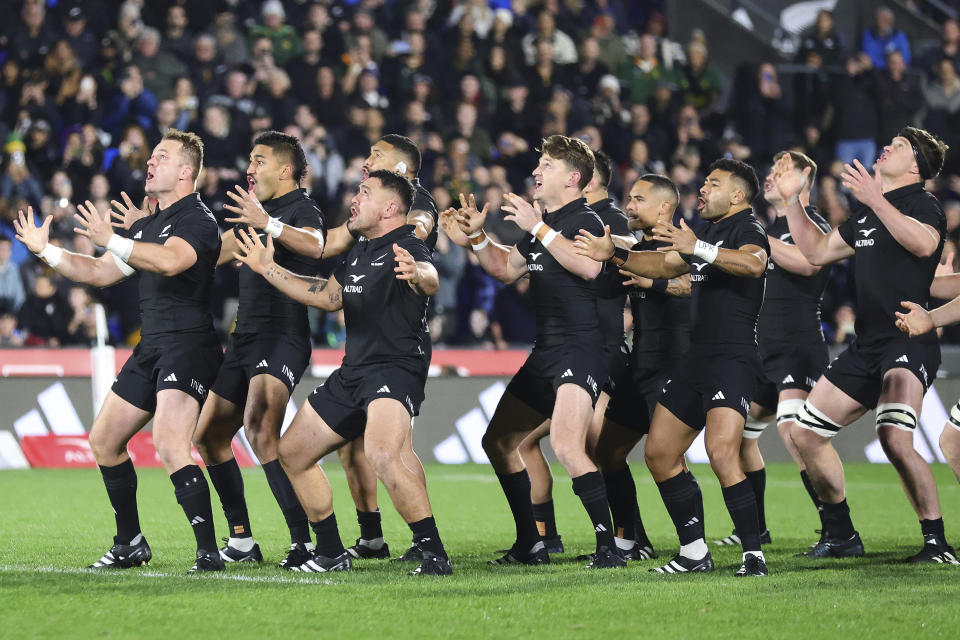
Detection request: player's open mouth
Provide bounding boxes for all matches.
[361,166,370,180]
[247,175,256,190]
[763,181,773,192]
[146,171,154,182]
[697,197,706,210]
[349,205,358,220]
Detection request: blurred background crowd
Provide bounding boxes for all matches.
[2,0,960,350]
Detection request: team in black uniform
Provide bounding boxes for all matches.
[716,151,833,548]
[233,170,450,575]
[441,135,624,567]
[321,135,439,563]
[576,158,771,576]
[189,132,326,569]
[599,174,691,560]
[781,128,958,563]
[16,130,226,572]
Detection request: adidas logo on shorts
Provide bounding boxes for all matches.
[782,374,794,384]
[134,230,142,239]
[712,391,725,401]
[256,360,268,369]
[163,373,177,383]
[561,369,573,378]
[378,385,391,393]
[896,355,909,363]
[190,516,205,525]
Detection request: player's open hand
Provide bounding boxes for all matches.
[224,186,269,229]
[841,159,883,209]
[439,207,469,246]
[232,227,274,274]
[110,191,152,230]
[453,192,489,236]
[573,225,615,261]
[501,192,541,232]
[772,153,810,204]
[74,200,114,247]
[13,207,51,254]
[619,268,653,288]
[651,218,697,255]
[393,243,419,282]
[895,301,934,337]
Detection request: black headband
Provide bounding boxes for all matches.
[906,136,934,181]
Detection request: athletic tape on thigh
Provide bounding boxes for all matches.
[742,415,769,440]
[796,401,843,438]
[776,398,806,427]
[949,402,960,432]
[875,402,917,433]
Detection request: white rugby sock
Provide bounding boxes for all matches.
[228,536,256,552]
[679,538,708,560]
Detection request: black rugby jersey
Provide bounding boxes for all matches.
[687,208,769,355]
[334,224,432,373]
[590,198,632,349]
[412,178,440,250]
[628,236,691,371]
[235,189,324,336]
[757,206,832,345]
[124,193,220,337]
[516,198,605,349]
[836,183,945,345]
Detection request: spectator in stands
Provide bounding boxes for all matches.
[796,9,845,66]
[106,124,148,203]
[5,0,56,68]
[491,277,535,349]
[1,138,44,211]
[65,285,97,346]
[735,62,792,162]
[677,40,723,114]
[620,33,675,106]
[918,19,960,78]
[832,53,879,166]
[0,236,25,314]
[862,6,910,69]
[62,5,98,70]
[18,274,70,347]
[346,9,388,65]
[163,5,194,63]
[923,57,960,165]
[102,65,157,138]
[249,0,302,67]
[190,34,226,103]
[132,27,187,101]
[588,12,628,73]
[0,311,23,346]
[522,9,578,66]
[876,50,923,143]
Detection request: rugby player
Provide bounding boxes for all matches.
[716,151,832,547]
[321,134,438,562]
[442,135,624,568]
[191,131,325,568]
[575,158,771,576]
[780,127,958,563]
[16,131,225,572]
[233,170,451,575]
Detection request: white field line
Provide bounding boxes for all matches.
[0,564,337,585]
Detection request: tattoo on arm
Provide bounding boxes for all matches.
[665,274,691,297]
[328,286,342,305]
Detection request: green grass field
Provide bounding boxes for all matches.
[2,462,959,639]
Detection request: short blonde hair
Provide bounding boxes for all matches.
[162,129,204,180]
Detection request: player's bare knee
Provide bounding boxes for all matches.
[88,426,122,462]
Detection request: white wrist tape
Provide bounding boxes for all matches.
[265,216,284,238]
[693,239,718,263]
[37,243,63,267]
[531,221,545,237]
[107,235,134,262]
[471,235,490,251]
[467,229,484,239]
[542,229,560,248]
[110,252,136,276]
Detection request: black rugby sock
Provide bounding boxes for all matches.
[821,499,855,539]
[603,466,638,542]
[496,470,541,550]
[745,468,767,532]
[409,516,446,558]
[722,479,762,552]
[357,509,384,541]
[657,472,705,545]
[531,500,558,539]
[572,471,615,549]
[920,518,946,544]
[800,470,826,526]
[99,460,142,544]
[170,465,218,552]
[262,460,311,545]
[206,458,252,538]
[310,513,346,558]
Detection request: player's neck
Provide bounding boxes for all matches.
[155,184,194,210]
[271,181,298,200]
[364,219,405,241]
[584,189,608,206]
[715,202,751,221]
[880,172,922,194]
[543,189,582,214]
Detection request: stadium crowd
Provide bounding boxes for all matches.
[1,0,960,349]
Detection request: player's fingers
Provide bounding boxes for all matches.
[459,193,468,209]
[121,191,135,209]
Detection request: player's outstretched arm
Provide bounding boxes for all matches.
[233,227,342,310]
[15,207,129,287]
[651,218,767,278]
[768,237,821,276]
[895,300,956,337]
[621,270,692,297]
[322,223,356,259]
[407,208,435,243]
[450,192,525,283]
[774,154,853,265]
[224,186,324,259]
[842,159,940,258]
[393,243,439,296]
[573,224,688,279]
[502,193,601,280]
